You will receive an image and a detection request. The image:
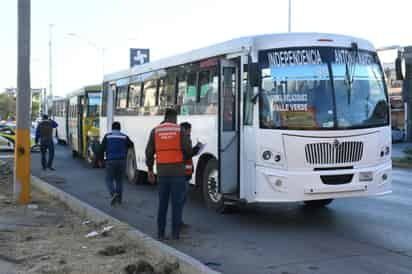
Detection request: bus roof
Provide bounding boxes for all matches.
[67,84,101,98]
[104,32,375,82]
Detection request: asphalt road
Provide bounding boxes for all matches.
[27,145,412,274]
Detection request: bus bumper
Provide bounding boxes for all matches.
[253,161,392,203]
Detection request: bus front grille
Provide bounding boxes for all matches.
[305,141,363,165]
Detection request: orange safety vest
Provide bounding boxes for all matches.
[154,122,184,164]
[185,159,193,176]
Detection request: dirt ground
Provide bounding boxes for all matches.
[0,160,180,274]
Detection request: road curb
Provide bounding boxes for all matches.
[31,175,221,274]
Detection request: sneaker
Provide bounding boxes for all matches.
[48,167,56,171]
[111,193,119,206]
[180,222,190,231]
[42,167,46,171]
[157,233,167,241]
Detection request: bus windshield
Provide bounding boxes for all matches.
[259,47,389,130]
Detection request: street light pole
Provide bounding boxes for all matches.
[48,24,53,115]
[288,0,292,32]
[15,0,31,204]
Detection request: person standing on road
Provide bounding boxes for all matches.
[145,108,192,240]
[180,122,201,229]
[35,114,58,171]
[101,121,133,206]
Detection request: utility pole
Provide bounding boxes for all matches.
[48,24,53,115]
[288,0,292,32]
[14,0,31,204]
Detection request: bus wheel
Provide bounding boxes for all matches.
[202,159,225,212]
[126,148,138,184]
[304,199,334,208]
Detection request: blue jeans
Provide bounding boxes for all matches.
[181,179,189,222]
[157,176,186,238]
[40,140,54,169]
[105,160,126,198]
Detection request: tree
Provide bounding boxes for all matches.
[31,100,40,120]
[0,93,16,120]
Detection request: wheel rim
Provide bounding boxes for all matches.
[86,149,93,164]
[127,152,136,180]
[207,169,222,203]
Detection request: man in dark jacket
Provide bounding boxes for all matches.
[145,109,192,240]
[35,114,58,171]
[180,122,201,229]
[101,121,133,206]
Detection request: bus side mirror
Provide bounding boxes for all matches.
[395,53,404,81]
[249,63,261,87]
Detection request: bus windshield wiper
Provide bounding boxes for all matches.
[344,43,359,105]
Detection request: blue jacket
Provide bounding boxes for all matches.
[101,130,133,161]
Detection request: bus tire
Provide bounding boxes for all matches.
[304,199,334,208]
[86,143,98,168]
[126,148,138,184]
[202,158,225,212]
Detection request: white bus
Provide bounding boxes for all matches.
[101,33,391,211]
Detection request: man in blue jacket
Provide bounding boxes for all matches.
[101,121,133,206]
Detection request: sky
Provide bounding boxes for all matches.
[1,0,412,96]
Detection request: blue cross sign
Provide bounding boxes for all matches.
[130,48,150,67]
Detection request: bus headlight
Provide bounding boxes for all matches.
[359,172,373,182]
[262,150,272,161]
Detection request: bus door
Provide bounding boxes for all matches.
[219,59,239,195]
[78,95,84,154]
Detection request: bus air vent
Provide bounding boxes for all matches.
[320,174,354,185]
[305,141,363,165]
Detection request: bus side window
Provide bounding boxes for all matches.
[142,80,157,115]
[159,78,175,113]
[128,83,142,114]
[115,86,128,111]
[197,68,218,114]
[177,75,187,114]
[179,72,197,115]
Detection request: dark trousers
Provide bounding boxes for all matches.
[157,176,186,238]
[105,160,126,198]
[40,140,54,169]
[181,178,190,222]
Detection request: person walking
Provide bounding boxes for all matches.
[180,122,201,229]
[145,108,192,240]
[101,121,133,206]
[35,114,58,171]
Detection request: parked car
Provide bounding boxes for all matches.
[391,127,405,143]
[0,125,39,152]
